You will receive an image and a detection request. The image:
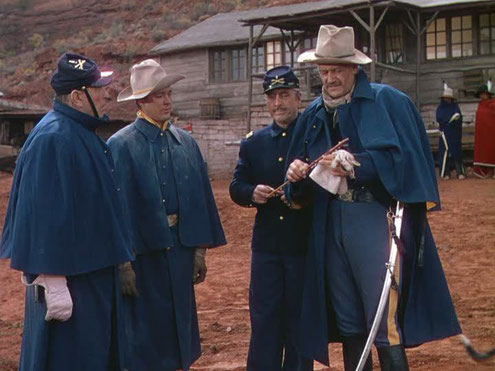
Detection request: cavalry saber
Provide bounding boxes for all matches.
[440,131,449,179]
[356,201,405,371]
[268,138,349,197]
[461,335,495,361]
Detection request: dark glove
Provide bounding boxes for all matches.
[119,262,139,297]
[193,248,207,285]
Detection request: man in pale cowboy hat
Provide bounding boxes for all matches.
[0,52,135,370]
[436,82,466,180]
[284,25,461,370]
[107,59,226,371]
[230,66,313,371]
[473,80,495,178]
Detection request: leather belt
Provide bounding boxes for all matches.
[337,188,376,203]
[167,214,178,227]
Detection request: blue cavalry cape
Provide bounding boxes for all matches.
[286,70,461,365]
[108,118,226,371]
[0,100,134,370]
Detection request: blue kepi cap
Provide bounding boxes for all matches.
[263,65,299,93]
[50,53,113,95]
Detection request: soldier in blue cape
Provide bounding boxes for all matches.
[107,59,226,371]
[285,25,461,370]
[0,53,135,370]
[436,84,465,180]
[230,66,313,371]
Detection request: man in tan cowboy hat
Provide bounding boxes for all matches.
[284,25,461,370]
[107,59,226,371]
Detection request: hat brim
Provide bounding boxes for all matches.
[89,73,114,88]
[117,74,185,102]
[440,94,455,99]
[297,49,372,65]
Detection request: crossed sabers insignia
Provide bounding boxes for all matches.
[271,77,285,84]
[68,59,86,70]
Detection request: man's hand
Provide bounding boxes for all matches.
[252,185,280,204]
[31,275,73,321]
[193,248,207,285]
[287,159,310,183]
[119,262,139,297]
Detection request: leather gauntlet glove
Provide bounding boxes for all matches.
[119,262,139,297]
[193,248,207,285]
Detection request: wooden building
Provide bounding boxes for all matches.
[151,0,495,178]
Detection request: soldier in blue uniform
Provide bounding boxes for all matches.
[286,26,461,370]
[230,66,313,371]
[0,53,135,370]
[108,59,226,371]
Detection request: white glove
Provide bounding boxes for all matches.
[449,112,461,123]
[22,274,73,321]
[332,150,361,178]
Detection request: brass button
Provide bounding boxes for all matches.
[278,157,284,162]
[166,246,171,251]
[312,125,316,129]
[161,149,165,153]
[162,198,166,203]
[279,216,284,220]
[160,132,164,136]
[282,132,287,137]
[116,188,120,192]
[104,149,108,154]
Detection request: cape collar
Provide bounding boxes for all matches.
[53,99,109,131]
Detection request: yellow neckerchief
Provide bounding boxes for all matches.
[137,110,169,131]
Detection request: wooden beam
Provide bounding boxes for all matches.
[375,5,389,31]
[375,62,415,74]
[370,6,376,82]
[350,9,370,33]
[247,25,254,132]
[251,24,270,47]
[420,11,439,36]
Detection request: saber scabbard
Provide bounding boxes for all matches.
[268,137,349,197]
[356,201,405,371]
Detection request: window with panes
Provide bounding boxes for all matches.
[252,45,264,74]
[210,47,246,83]
[266,41,282,70]
[426,18,447,60]
[451,15,473,57]
[479,12,495,55]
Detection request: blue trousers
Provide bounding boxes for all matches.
[325,200,404,347]
[247,251,313,371]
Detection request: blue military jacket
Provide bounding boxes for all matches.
[286,70,461,365]
[230,118,311,255]
[0,100,134,274]
[107,118,226,254]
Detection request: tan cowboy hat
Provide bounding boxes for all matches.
[298,25,372,65]
[117,59,184,102]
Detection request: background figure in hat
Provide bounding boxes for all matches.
[107,59,226,371]
[285,25,461,370]
[473,81,495,178]
[436,83,466,180]
[230,66,313,371]
[0,53,134,370]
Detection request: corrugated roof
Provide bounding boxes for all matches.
[239,0,495,23]
[151,0,494,55]
[150,10,285,55]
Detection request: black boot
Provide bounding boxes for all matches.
[342,336,372,371]
[377,345,409,371]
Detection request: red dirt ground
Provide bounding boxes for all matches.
[0,174,494,370]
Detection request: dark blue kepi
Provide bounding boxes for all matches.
[263,65,299,93]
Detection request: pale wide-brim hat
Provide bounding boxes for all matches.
[117,59,185,102]
[298,25,372,65]
[441,87,455,99]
